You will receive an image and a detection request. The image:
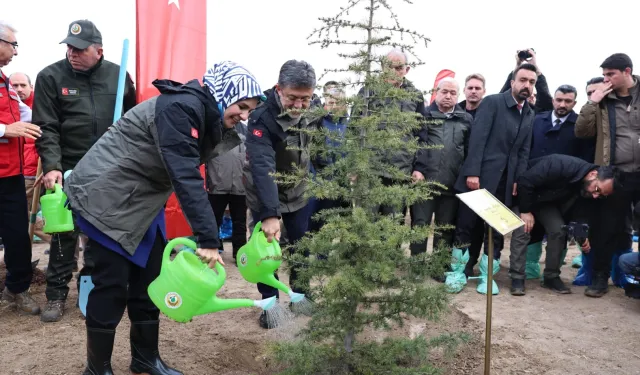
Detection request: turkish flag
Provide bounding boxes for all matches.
[136,0,207,239]
[429,69,455,104]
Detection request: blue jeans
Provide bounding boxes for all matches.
[619,252,640,277]
[252,208,310,299]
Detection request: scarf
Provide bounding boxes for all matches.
[203,61,262,112]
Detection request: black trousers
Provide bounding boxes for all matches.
[410,194,458,255]
[208,194,247,258]
[308,197,349,233]
[534,198,579,279]
[253,207,310,299]
[371,177,407,216]
[45,219,94,301]
[0,175,33,294]
[591,192,634,274]
[86,234,164,330]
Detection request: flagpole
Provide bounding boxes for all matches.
[113,38,130,122]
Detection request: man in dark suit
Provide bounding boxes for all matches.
[454,63,538,275]
[529,84,595,162]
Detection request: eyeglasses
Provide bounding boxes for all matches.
[0,38,18,50]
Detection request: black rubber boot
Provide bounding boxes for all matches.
[82,328,115,375]
[129,321,183,375]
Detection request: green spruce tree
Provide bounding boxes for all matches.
[271,1,466,373]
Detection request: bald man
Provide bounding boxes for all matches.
[355,48,426,216]
[9,72,33,107]
[411,78,472,254]
[10,73,52,247]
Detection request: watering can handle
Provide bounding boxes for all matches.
[45,183,62,195]
[163,237,197,266]
[163,237,226,279]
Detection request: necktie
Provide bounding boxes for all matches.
[554,119,561,127]
[517,103,523,111]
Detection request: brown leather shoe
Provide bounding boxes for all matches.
[41,300,65,322]
[1,287,41,315]
[0,288,16,312]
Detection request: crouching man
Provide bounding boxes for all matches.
[509,154,616,295]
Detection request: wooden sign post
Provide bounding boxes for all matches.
[456,189,524,375]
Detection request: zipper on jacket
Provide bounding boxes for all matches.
[89,76,97,139]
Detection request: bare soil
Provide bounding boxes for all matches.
[1,238,639,375]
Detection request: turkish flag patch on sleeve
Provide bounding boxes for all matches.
[191,127,199,138]
[252,129,263,138]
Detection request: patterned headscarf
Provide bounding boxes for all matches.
[203,61,263,112]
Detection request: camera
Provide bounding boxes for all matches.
[518,49,534,61]
[561,222,589,247]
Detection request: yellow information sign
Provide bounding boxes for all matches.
[456,189,524,236]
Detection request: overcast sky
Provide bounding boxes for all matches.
[4,0,640,107]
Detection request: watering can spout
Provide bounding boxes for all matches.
[260,274,291,295]
[195,295,277,315]
[196,297,255,315]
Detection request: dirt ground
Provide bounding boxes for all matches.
[2,238,640,375]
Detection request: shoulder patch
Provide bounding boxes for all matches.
[191,127,199,139]
[252,129,263,138]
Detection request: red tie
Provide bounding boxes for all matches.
[517,103,523,111]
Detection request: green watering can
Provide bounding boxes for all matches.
[236,222,305,303]
[40,183,74,234]
[148,237,277,323]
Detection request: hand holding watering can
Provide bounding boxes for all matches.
[195,247,225,268]
[261,217,282,242]
[237,221,306,303]
[148,238,276,323]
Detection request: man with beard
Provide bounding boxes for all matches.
[530,84,595,162]
[459,74,486,118]
[454,63,537,275]
[509,154,615,295]
[500,49,553,114]
[575,53,640,297]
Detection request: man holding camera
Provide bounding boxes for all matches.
[509,154,616,295]
[500,49,553,114]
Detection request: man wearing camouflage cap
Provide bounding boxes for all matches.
[33,19,137,322]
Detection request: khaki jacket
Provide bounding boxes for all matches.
[575,76,640,166]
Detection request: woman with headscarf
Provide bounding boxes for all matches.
[64,61,263,375]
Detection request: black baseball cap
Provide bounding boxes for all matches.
[60,20,102,50]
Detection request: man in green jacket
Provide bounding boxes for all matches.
[33,19,136,322]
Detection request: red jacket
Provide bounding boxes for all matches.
[0,71,23,178]
[21,92,38,177]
